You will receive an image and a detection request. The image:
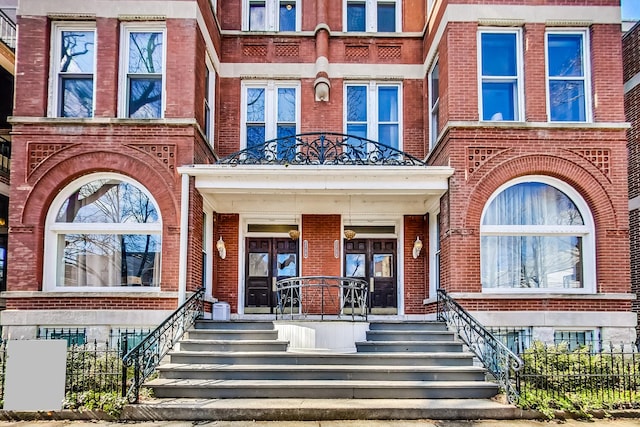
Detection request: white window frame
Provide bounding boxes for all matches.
[48,22,97,118]
[204,56,216,148]
[343,0,402,33]
[545,28,592,123]
[477,28,524,122]
[242,0,301,32]
[43,173,163,292]
[118,23,167,119]
[480,175,596,294]
[240,80,301,149]
[343,81,403,151]
[428,57,440,149]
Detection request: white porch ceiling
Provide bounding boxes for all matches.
[178,164,454,215]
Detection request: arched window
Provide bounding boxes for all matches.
[480,176,595,293]
[44,174,162,290]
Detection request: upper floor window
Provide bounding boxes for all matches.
[481,177,595,293]
[242,81,300,160]
[345,82,401,152]
[428,58,440,148]
[478,29,523,121]
[120,25,165,119]
[345,0,400,32]
[50,23,96,118]
[44,174,162,290]
[204,57,216,146]
[245,0,299,31]
[546,30,591,122]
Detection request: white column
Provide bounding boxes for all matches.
[178,173,190,305]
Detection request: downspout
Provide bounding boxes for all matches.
[314,0,330,101]
[178,172,190,305]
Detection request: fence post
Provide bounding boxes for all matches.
[120,334,128,398]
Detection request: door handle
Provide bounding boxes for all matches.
[369,277,374,292]
[272,277,277,292]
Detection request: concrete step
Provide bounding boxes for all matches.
[146,378,499,399]
[168,351,475,366]
[179,339,289,352]
[365,330,456,342]
[122,398,523,421]
[356,340,464,353]
[194,320,275,330]
[368,321,448,332]
[156,363,488,382]
[188,329,280,341]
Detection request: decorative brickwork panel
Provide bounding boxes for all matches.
[466,147,507,177]
[570,149,611,179]
[128,144,176,172]
[345,45,369,60]
[28,143,72,176]
[275,43,299,57]
[243,44,267,56]
[378,45,401,60]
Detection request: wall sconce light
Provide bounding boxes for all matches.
[412,236,423,259]
[344,229,356,240]
[216,236,226,259]
[288,229,300,240]
[0,218,6,227]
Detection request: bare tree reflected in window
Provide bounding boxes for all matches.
[127,31,163,118]
[55,179,161,287]
[59,30,95,117]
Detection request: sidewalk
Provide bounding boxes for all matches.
[0,420,639,426]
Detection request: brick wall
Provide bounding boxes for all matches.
[404,215,428,314]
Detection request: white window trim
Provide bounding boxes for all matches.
[118,23,167,119]
[204,55,216,148]
[48,21,97,118]
[480,175,596,294]
[43,173,163,292]
[240,80,301,149]
[545,28,592,123]
[343,0,402,33]
[477,27,525,122]
[343,81,403,151]
[242,0,301,32]
[428,57,440,149]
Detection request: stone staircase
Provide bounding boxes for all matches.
[146,320,499,400]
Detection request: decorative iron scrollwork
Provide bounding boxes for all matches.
[218,132,426,166]
[122,287,204,403]
[437,289,524,404]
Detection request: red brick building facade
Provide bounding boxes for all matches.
[2,0,635,346]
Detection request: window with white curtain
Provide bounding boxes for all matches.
[481,177,595,293]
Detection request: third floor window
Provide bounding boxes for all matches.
[546,30,591,122]
[120,25,166,119]
[245,0,299,31]
[478,29,523,122]
[50,23,96,118]
[345,0,400,32]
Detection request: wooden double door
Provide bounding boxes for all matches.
[344,239,397,314]
[245,238,299,313]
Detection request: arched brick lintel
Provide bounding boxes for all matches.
[21,150,180,227]
[463,154,619,231]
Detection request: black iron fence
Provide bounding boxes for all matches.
[517,341,640,409]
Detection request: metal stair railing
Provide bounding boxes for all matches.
[275,276,369,320]
[121,287,205,403]
[0,9,16,50]
[437,288,524,403]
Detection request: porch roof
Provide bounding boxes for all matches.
[177,164,454,215]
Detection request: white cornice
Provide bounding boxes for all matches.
[19,0,198,18]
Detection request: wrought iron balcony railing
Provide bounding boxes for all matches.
[0,10,15,51]
[437,289,524,403]
[218,132,426,166]
[275,276,369,320]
